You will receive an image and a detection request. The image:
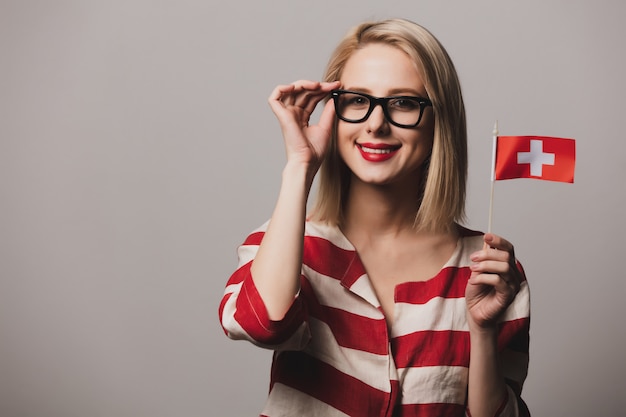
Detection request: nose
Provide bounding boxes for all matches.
[366,103,389,135]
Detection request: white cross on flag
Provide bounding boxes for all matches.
[494,136,576,183]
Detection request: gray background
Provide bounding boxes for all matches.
[1,0,624,416]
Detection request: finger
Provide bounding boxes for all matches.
[298,90,332,116]
[319,80,341,91]
[484,233,514,253]
[299,81,341,115]
[471,250,521,283]
[291,80,339,96]
[318,99,337,132]
[470,247,511,264]
[292,79,340,92]
[272,82,312,107]
[272,80,338,108]
[468,272,518,296]
[283,84,303,106]
[468,271,502,285]
[292,79,321,90]
[276,84,322,114]
[470,259,510,275]
[268,84,295,110]
[472,265,522,295]
[269,83,315,119]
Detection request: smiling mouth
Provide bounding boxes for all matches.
[357,143,402,154]
[356,143,401,162]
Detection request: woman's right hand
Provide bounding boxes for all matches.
[250,80,340,321]
[268,80,341,173]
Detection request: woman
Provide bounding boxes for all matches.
[219,18,530,417]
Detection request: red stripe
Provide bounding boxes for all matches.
[395,267,471,304]
[242,231,264,245]
[224,260,253,286]
[498,318,530,353]
[315,305,389,354]
[301,277,389,355]
[302,235,366,285]
[243,233,367,284]
[233,273,306,345]
[395,262,527,306]
[392,319,529,370]
[392,330,470,368]
[271,351,396,416]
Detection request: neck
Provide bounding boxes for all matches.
[341,176,422,240]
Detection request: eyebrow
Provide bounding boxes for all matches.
[343,87,426,97]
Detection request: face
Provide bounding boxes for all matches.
[337,43,434,188]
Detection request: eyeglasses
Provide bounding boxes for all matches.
[331,89,432,128]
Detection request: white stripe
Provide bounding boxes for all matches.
[304,317,393,392]
[223,281,242,297]
[303,265,382,317]
[220,289,251,340]
[349,274,382,308]
[234,220,268,266]
[262,383,350,417]
[392,278,530,338]
[236,244,259,267]
[398,365,468,405]
[392,297,469,337]
[238,221,355,261]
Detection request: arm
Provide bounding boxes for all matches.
[465,233,529,417]
[250,80,340,320]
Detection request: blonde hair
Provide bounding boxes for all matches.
[310,19,467,232]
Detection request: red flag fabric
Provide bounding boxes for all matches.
[494,136,576,183]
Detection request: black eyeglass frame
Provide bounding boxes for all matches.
[330,89,433,128]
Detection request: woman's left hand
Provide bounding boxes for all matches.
[465,233,522,330]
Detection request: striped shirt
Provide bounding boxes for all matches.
[219,221,530,417]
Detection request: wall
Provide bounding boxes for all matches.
[1,1,624,416]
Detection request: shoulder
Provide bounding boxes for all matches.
[455,224,484,255]
[239,220,353,251]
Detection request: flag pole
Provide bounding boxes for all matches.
[487,121,498,234]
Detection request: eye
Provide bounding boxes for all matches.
[389,97,421,111]
[341,93,369,108]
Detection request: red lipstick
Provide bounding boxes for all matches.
[357,143,401,162]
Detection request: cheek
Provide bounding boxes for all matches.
[336,124,357,150]
[336,122,354,140]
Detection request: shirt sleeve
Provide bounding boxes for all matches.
[218,224,311,351]
[497,262,530,417]
[495,261,532,417]
[465,259,531,417]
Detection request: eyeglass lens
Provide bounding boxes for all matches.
[334,92,426,127]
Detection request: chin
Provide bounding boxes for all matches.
[352,173,397,186]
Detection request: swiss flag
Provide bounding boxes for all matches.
[494,136,576,183]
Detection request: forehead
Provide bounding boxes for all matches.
[340,43,425,94]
